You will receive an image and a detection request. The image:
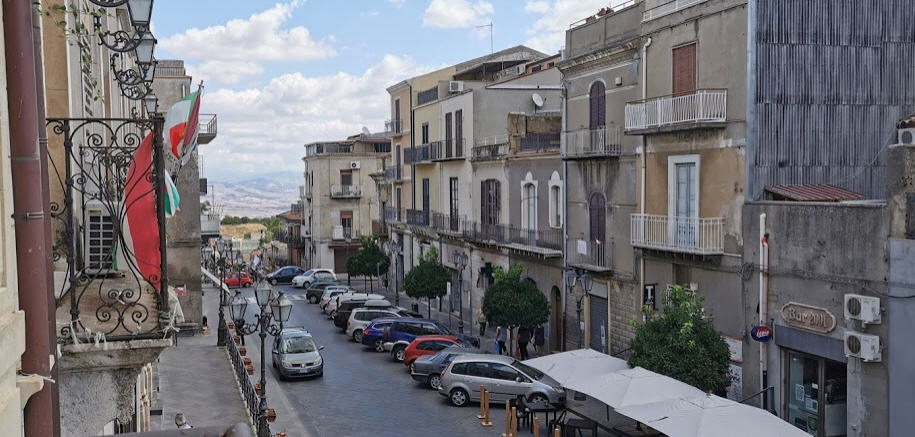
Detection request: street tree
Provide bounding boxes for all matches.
[403,246,448,318]
[346,236,390,291]
[482,264,549,353]
[628,285,731,394]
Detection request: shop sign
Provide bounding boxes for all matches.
[750,325,773,342]
[780,302,836,334]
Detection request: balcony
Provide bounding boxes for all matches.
[406,208,430,227]
[201,213,220,236]
[563,126,622,159]
[385,119,403,134]
[372,219,388,236]
[197,113,217,144]
[519,132,560,153]
[404,144,431,164]
[471,135,509,161]
[642,0,708,22]
[567,239,610,271]
[624,89,727,134]
[330,184,361,199]
[384,206,404,224]
[630,214,724,255]
[432,138,465,161]
[383,165,403,183]
[431,212,463,234]
[332,225,357,241]
[306,142,353,156]
[461,220,562,255]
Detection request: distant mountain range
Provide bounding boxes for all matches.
[206,171,302,218]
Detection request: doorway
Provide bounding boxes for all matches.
[783,349,847,437]
[550,286,561,352]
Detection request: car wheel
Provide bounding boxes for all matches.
[353,330,364,343]
[528,393,549,405]
[449,388,469,407]
[308,296,318,304]
[373,339,385,353]
[428,373,442,390]
[393,346,406,362]
[272,361,277,369]
[270,278,277,285]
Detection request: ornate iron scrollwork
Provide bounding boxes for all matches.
[46,117,168,343]
[110,53,153,86]
[94,16,151,53]
[88,0,129,7]
[119,81,153,101]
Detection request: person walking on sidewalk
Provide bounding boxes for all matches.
[517,326,531,360]
[476,308,487,336]
[534,325,545,356]
[495,326,507,355]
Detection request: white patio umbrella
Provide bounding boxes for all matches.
[563,367,705,409]
[523,349,629,385]
[615,394,810,437]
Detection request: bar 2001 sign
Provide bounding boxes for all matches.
[781,302,837,334]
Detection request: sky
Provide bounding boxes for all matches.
[151,0,621,181]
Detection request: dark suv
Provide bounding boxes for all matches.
[333,299,392,329]
[305,281,341,304]
[382,319,479,362]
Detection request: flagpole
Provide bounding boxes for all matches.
[153,115,170,315]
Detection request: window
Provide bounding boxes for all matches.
[481,179,501,226]
[589,81,606,129]
[672,43,697,95]
[548,171,563,228]
[454,109,463,156]
[394,98,401,133]
[418,340,436,351]
[422,323,440,335]
[466,362,491,378]
[450,177,459,230]
[451,362,468,375]
[429,341,450,352]
[667,155,700,247]
[341,211,353,237]
[589,193,606,243]
[445,112,453,157]
[490,363,523,381]
[521,172,538,232]
[422,123,430,144]
[340,169,352,186]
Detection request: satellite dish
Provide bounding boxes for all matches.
[532,93,545,108]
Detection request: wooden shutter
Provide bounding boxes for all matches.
[481,180,488,223]
[455,109,463,156]
[589,193,606,242]
[672,43,697,96]
[589,82,606,129]
[445,112,453,157]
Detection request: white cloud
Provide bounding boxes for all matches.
[422,0,494,29]
[159,1,335,83]
[198,55,430,179]
[523,0,628,53]
[388,0,407,7]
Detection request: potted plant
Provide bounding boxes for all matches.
[267,408,277,422]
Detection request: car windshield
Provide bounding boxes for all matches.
[512,360,545,380]
[437,324,453,335]
[303,269,315,276]
[282,336,317,354]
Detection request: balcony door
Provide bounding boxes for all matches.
[445,112,453,158]
[589,192,606,244]
[672,43,697,96]
[449,177,459,231]
[422,178,430,225]
[668,155,699,249]
[455,109,463,156]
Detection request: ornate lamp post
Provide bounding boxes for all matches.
[229,280,292,437]
[451,250,469,334]
[577,273,593,349]
[344,235,352,285]
[215,239,228,346]
[391,239,401,306]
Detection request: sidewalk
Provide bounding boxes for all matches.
[342,274,538,357]
[153,284,250,431]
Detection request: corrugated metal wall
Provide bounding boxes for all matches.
[751,0,915,199]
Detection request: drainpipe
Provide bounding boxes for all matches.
[5,2,61,436]
[639,37,652,314]
[759,213,769,411]
[560,80,568,351]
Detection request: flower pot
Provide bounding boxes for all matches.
[228,321,235,329]
[276,433,287,437]
[246,364,254,375]
[233,336,241,345]
[255,382,262,396]
[267,408,277,423]
[239,347,247,356]
[243,357,252,366]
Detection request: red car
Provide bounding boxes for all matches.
[402,335,467,367]
[224,272,254,288]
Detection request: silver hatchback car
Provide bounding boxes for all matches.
[438,354,565,407]
[272,328,325,380]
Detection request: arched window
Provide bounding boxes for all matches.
[589,81,606,130]
[522,183,537,231]
[589,192,606,243]
[548,171,562,228]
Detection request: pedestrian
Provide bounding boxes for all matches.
[534,325,545,356]
[476,308,487,336]
[517,326,531,360]
[174,412,191,429]
[495,325,507,355]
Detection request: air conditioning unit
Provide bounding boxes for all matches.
[350,161,361,170]
[449,81,464,93]
[84,202,117,275]
[844,331,881,362]
[898,128,915,145]
[844,294,882,324]
[332,225,344,240]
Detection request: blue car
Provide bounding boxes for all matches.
[361,318,399,352]
[379,318,480,362]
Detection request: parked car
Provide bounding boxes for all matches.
[345,307,415,343]
[360,318,399,352]
[292,269,336,288]
[402,335,472,367]
[317,286,354,310]
[272,327,325,380]
[438,354,565,407]
[333,299,392,329]
[382,319,480,362]
[411,346,486,389]
[325,292,384,318]
[305,281,340,304]
[266,266,306,285]
[223,272,254,288]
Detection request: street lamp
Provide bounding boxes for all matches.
[230,280,292,437]
[562,270,577,350]
[577,273,592,349]
[142,92,158,117]
[215,239,228,346]
[452,250,468,334]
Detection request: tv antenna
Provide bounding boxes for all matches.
[475,22,493,56]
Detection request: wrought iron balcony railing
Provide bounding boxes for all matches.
[432,138,465,160]
[567,239,610,269]
[385,119,403,134]
[330,184,362,199]
[201,213,221,235]
[519,132,560,153]
[461,219,562,252]
[563,126,622,158]
[630,213,724,255]
[642,0,709,22]
[404,144,431,164]
[384,206,404,224]
[471,135,509,161]
[406,208,430,227]
[198,113,217,144]
[625,89,727,132]
[431,212,463,233]
[332,225,357,241]
[383,165,403,182]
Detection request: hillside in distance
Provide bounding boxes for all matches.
[206,171,300,218]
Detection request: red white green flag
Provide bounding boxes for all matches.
[163,89,201,163]
[124,132,161,289]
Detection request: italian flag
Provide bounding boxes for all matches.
[124,132,162,289]
[164,169,180,217]
[163,90,201,163]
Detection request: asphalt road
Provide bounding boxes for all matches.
[232,283,503,437]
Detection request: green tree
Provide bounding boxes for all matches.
[345,236,391,292]
[482,264,549,329]
[403,246,448,318]
[628,285,731,394]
